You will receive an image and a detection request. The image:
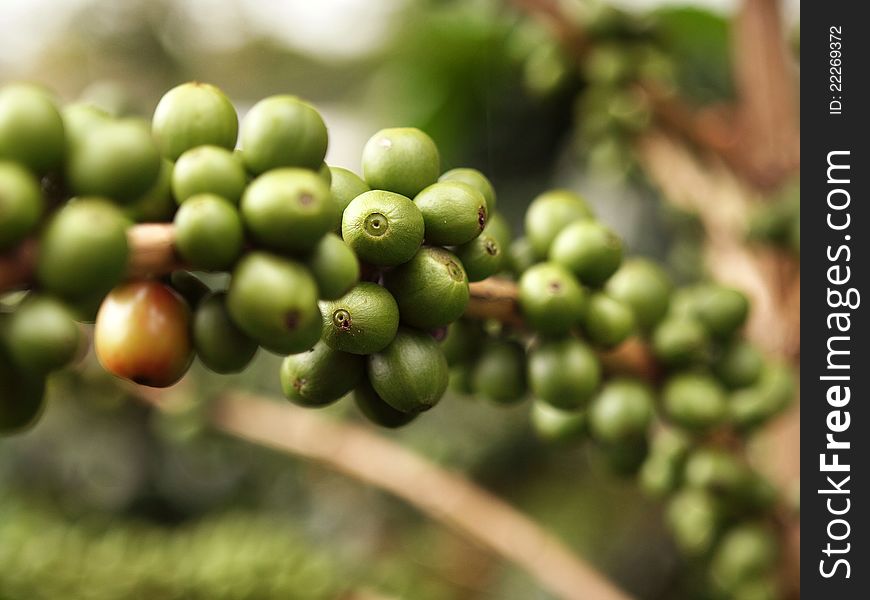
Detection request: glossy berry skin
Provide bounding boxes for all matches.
[354,378,418,428]
[528,338,600,410]
[710,524,778,592]
[384,246,469,330]
[508,237,537,275]
[320,282,400,355]
[694,284,749,338]
[328,166,370,226]
[280,341,364,407]
[36,198,130,302]
[0,161,43,251]
[172,145,247,205]
[306,233,360,300]
[66,118,161,202]
[192,292,258,374]
[666,488,722,557]
[242,168,335,254]
[414,181,487,246]
[651,316,709,367]
[713,340,763,389]
[471,339,527,405]
[518,262,586,336]
[588,378,654,443]
[5,295,82,375]
[439,319,483,366]
[361,128,440,198]
[455,230,504,282]
[367,328,449,414]
[152,82,238,160]
[227,252,321,355]
[530,401,586,444]
[95,280,194,388]
[439,167,496,213]
[524,189,593,259]
[662,373,728,432]
[605,258,672,331]
[240,95,328,173]
[174,194,244,270]
[484,211,513,251]
[582,293,635,348]
[549,220,622,286]
[341,190,424,266]
[0,83,66,174]
[729,363,795,430]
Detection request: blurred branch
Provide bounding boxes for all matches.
[137,386,633,600]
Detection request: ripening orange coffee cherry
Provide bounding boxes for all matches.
[94,280,194,387]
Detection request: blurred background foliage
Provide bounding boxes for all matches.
[0,0,798,598]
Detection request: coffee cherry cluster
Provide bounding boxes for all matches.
[0,81,509,433]
[439,189,795,597]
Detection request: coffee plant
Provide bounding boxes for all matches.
[0,79,795,599]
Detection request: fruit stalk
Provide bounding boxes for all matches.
[198,389,632,600]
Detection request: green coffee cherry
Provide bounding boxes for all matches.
[240,95,328,173]
[596,438,649,476]
[694,284,749,338]
[125,159,175,223]
[169,270,211,308]
[0,83,66,174]
[318,161,332,184]
[683,448,754,498]
[0,354,46,434]
[62,103,111,146]
[320,282,399,355]
[530,401,586,443]
[172,145,247,205]
[524,189,593,259]
[639,427,691,497]
[730,362,795,430]
[37,198,130,301]
[440,319,483,366]
[227,252,321,354]
[242,168,335,254]
[341,190,424,266]
[731,577,779,600]
[66,118,161,203]
[152,82,238,160]
[367,328,449,413]
[484,211,513,251]
[354,378,418,428]
[306,233,360,300]
[528,338,600,410]
[605,258,672,331]
[0,161,43,251]
[666,488,722,556]
[549,220,622,286]
[662,373,728,432]
[174,194,244,270]
[583,293,635,348]
[588,378,654,442]
[449,364,475,395]
[711,524,778,592]
[454,230,504,282]
[509,237,537,275]
[328,166,370,224]
[5,296,81,375]
[362,127,440,198]
[280,341,364,407]
[471,339,527,405]
[414,181,487,246]
[192,292,258,374]
[714,340,764,389]
[439,167,497,213]
[384,246,469,329]
[651,316,709,367]
[518,262,586,336]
